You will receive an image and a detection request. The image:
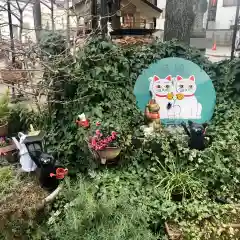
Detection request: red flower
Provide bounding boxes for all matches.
[96,122,101,126]
[111,131,117,136]
[77,120,90,128]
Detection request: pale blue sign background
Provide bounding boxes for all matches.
[133,57,216,124]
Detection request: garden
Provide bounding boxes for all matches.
[1,35,240,239]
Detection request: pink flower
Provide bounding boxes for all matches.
[96,130,101,135]
[91,137,97,146]
[111,131,117,136]
[96,122,101,126]
[107,136,113,142]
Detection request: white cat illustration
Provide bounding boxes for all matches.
[148,74,202,120]
[149,75,176,119]
[174,75,202,119]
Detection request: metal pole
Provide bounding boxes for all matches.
[7,0,15,97]
[231,0,240,60]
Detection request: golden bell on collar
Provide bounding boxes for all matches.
[176,93,184,100]
[167,92,174,100]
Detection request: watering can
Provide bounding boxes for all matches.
[12,132,37,172]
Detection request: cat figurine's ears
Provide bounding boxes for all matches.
[189,75,195,81]
[165,75,172,81]
[148,75,172,81]
[149,75,195,81]
[188,120,208,129]
[176,75,195,81]
[188,120,193,126]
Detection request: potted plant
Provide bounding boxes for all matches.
[0,137,17,163]
[88,122,121,164]
[0,90,10,136]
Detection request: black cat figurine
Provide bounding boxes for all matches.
[38,153,63,192]
[181,121,208,150]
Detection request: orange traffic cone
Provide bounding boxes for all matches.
[212,42,217,51]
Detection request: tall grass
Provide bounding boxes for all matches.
[48,177,158,240]
[0,166,19,199]
[155,157,204,201]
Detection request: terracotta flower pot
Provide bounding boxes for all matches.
[96,147,121,164]
[5,150,18,163]
[0,141,18,163]
[0,122,8,137]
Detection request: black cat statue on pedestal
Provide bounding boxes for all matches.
[181,121,209,150]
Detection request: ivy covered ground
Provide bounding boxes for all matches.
[4,37,240,239]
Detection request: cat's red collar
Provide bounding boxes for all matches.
[155,94,195,97]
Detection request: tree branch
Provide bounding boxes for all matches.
[0,5,21,22]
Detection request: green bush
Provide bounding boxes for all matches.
[0,166,17,198]
[39,31,66,57]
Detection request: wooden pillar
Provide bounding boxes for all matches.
[153,17,156,29]
[134,11,141,28]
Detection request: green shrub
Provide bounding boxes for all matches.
[0,166,18,198]
[39,31,66,57]
[226,58,240,102]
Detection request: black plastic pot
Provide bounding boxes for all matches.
[171,191,191,202]
[171,193,184,202]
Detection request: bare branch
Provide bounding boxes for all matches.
[0,5,21,22]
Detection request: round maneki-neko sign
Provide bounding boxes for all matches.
[134,57,216,124]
